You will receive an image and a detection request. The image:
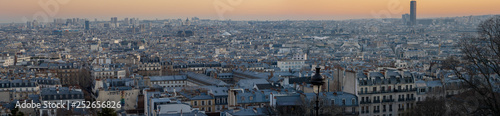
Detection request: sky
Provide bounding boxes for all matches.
[0,0,499,23]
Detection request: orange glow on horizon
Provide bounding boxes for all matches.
[0,0,499,22]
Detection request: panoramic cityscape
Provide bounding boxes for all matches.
[0,0,500,116]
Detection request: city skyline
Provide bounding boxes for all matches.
[1,0,500,116]
[1,0,500,23]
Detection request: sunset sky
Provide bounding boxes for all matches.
[1,0,499,23]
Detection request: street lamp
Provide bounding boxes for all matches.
[310,66,324,116]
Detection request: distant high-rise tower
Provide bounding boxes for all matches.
[26,21,32,29]
[184,18,190,26]
[402,14,410,25]
[111,17,118,27]
[85,20,90,30]
[410,0,417,26]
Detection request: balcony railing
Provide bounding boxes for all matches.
[360,88,418,95]
[373,100,381,103]
[374,110,380,113]
[360,100,365,104]
[406,97,416,101]
[382,99,395,102]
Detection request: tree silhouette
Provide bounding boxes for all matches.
[97,108,117,116]
[10,107,24,116]
[411,97,446,116]
[447,15,500,115]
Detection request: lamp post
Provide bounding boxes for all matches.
[310,66,324,116]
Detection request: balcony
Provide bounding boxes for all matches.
[398,98,405,102]
[359,91,380,95]
[344,112,359,116]
[406,97,416,101]
[382,99,395,102]
[360,100,371,104]
[374,110,380,113]
[398,108,404,111]
[373,100,381,103]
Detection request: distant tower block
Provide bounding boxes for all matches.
[410,0,417,26]
[184,18,191,26]
[85,20,90,30]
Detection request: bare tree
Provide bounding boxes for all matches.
[447,16,500,115]
[76,68,93,90]
[299,94,342,116]
[411,97,446,116]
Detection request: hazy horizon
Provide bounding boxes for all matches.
[1,0,500,23]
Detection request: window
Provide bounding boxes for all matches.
[249,96,253,101]
[194,101,197,106]
[352,98,355,105]
[389,104,393,111]
[331,100,335,105]
[201,101,205,105]
[208,101,212,105]
[342,99,346,105]
[383,105,386,112]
